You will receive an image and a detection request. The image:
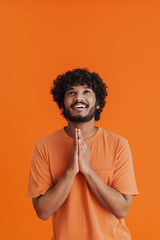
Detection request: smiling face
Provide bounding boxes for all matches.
[63,85,98,123]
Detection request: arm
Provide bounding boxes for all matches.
[32,130,79,221]
[33,169,76,220]
[77,129,132,219]
[83,169,132,219]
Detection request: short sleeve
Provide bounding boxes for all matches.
[27,141,53,198]
[112,137,138,195]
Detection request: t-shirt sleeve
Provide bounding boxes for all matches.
[27,141,53,198]
[112,137,138,195]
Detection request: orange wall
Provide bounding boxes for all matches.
[1,0,160,239]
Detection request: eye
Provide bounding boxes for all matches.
[84,90,91,94]
[67,91,75,96]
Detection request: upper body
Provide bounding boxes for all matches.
[27,68,138,240]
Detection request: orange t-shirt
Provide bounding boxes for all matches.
[27,127,138,240]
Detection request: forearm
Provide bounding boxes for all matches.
[84,168,130,219]
[33,169,76,220]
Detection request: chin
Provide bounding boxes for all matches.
[64,106,96,123]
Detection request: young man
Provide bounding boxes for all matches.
[27,68,138,240]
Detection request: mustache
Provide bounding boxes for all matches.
[71,101,89,108]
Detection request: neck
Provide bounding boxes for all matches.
[64,118,98,140]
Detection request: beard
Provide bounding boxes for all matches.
[63,105,96,123]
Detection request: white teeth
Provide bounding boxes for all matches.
[74,104,86,108]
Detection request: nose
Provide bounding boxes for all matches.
[73,92,84,102]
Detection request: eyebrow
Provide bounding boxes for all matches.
[65,86,92,92]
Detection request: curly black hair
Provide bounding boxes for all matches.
[50,68,108,121]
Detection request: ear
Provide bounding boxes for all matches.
[96,105,100,109]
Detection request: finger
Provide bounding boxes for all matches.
[75,129,78,153]
[77,129,82,155]
[78,129,83,146]
[78,129,83,141]
[78,130,87,155]
[74,128,78,146]
[73,128,76,145]
[79,129,87,149]
[77,128,80,139]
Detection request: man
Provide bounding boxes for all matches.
[27,68,138,240]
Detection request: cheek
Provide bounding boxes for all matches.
[89,97,96,106]
[64,97,71,107]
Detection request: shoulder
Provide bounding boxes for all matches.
[99,127,128,145]
[35,128,64,148]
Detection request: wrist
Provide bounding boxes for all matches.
[81,166,93,177]
[66,167,78,177]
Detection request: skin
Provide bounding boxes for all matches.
[32,85,132,220]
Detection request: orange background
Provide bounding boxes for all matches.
[1,0,160,239]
